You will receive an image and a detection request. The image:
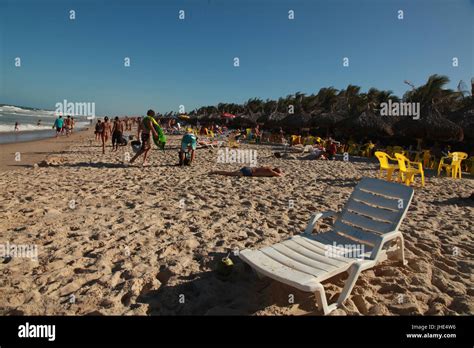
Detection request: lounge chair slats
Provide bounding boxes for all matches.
[341,211,393,234]
[309,231,368,251]
[286,238,353,264]
[358,177,412,199]
[291,235,356,265]
[352,189,400,211]
[261,246,330,277]
[346,199,399,223]
[334,220,382,246]
[275,241,346,268]
[239,249,319,291]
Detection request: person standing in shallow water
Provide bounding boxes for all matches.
[53,116,64,137]
[14,122,19,132]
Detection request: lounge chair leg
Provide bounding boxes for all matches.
[314,283,336,315]
[336,263,363,306]
[397,235,407,265]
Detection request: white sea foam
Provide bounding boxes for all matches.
[0,124,54,132]
[0,122,90,133]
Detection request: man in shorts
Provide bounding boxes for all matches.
[111,117,124,151]
[130,110,159,167]
[53,116,64,137]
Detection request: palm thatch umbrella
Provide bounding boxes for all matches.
[310,112,347,136]
[256,111,288,129]
[393,106,464,142]
[336,109,394,139]
[447,100,474,143]
[230,116,257,128]
[278,113,312,132]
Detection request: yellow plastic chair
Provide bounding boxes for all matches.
[395,153,425,187]
[374,151,399,182]
[421,150,436,169]
[437,152,468,179]
[291,135,302,145]
[304,136,315,145]
[347,143,360,156]
[228,139,239,148]
[361,142,375,157]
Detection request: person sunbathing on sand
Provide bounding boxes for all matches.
[210,166,283,177]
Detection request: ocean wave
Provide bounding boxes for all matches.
[0,124,54,132]
[1,105,57,117]
[0,121,90,133]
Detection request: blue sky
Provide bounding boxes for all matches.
[1,0,472,115]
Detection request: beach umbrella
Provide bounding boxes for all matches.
[256,111,287,129]
[393,106,464,142]
[335,109,394,139]
[179,114,190,120]
[278,113,312,131]
[310,112,347,136]
[447,100,474,143]
[229,116,257,128]
[221,112,236,119]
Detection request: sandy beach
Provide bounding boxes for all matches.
[0,129,472,316]
[0,129,91,172]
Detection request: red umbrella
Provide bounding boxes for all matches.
[221,112,236,119]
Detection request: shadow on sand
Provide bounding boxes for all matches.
[137,252,324,315]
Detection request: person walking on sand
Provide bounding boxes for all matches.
[111,117,124,151]
[64,116,72,137]
[96,119,107,154]
[210,166,283,177]
[53,116,64,137]
[102,116,112,143]
[130,110,159,167]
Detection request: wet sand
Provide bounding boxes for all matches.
[0,129,91,172]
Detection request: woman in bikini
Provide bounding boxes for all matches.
[210,166,283,177]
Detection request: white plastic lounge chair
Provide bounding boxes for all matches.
[239,177,414,314]
[301,145,315,154]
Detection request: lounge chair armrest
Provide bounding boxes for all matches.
[408,161,423,170]
[370,231,402,261]
[303,211,338,235]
